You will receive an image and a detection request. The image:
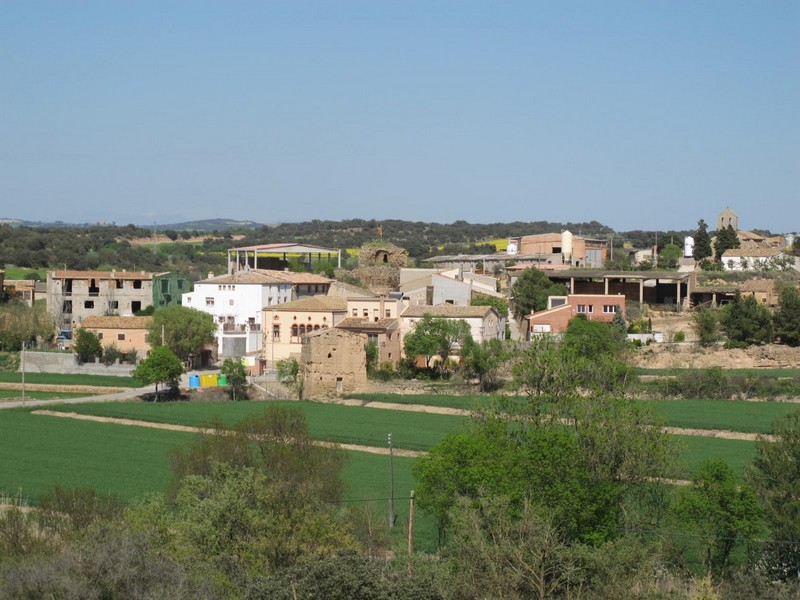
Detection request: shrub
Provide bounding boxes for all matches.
[673,331,685,342]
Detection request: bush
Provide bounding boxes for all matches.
[101,344,123,366]
[673,331,685,343]
[373,361,395,381]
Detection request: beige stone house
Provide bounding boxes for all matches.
[79,315,153,357]
[400,304,505,346]
[263,296,348,366]
[301,328,367,398]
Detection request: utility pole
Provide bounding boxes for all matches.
[21,341,26,406]
[388,433,395,528]
[161,323,165,346]
[408,490,415,558]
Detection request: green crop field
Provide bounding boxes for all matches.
[44,400,470,451]
[0,372,140,387]
[643,399,799,434]
[0,408,438,551]
[673,435,757,478]
[345,393,495,410]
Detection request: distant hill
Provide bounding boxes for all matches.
[0,217,268,231]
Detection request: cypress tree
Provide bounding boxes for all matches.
[692,219,713,261]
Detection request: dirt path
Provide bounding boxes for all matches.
[32,410,424,458]
[327,399,772,442]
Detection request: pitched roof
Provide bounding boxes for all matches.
[253,269,332,285]
[401,305,497,319]
[527,304,572,320]
[81,316,153,330]
[200,271,286,285]
[336,317,400,331]
[326,281,378,298]
[270,296,347,312]
[721,248,781,258]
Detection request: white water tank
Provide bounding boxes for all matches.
[561,230,573,262]
[506,239,518,255]
[786,233,796,248]
[684,236,694,258]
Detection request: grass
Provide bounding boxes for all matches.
[1,267,47,280]
[345,392,497,410]
[0,372,140,387]
[0,390,95,400]
[643,399,799,434]
[43,400,470,451]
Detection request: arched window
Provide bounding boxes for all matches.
[314,325,320,331]
[291,324,299,339]
[299,324,306,336]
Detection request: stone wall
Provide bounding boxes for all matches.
[21,351,137,376]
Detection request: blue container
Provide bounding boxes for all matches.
[189,374,200,389]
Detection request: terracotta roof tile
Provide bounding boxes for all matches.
[81,316,153,330]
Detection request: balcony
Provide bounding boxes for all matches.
[222,323,261,333]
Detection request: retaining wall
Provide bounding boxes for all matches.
[21,351,136,376]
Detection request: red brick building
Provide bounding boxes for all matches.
[528,294,626,335]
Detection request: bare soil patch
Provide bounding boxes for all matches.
[633,344,800,370]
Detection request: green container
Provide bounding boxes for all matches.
[217,374,228,386]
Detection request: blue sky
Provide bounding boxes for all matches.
[1,1,798,231]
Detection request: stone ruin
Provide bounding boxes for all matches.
[336,242,408,296]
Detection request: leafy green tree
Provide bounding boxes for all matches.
[220,357,248,400]
[751,412,800,580]
[402,315,471,372]
[73,328,102,364]
[276,357,303,399]
[132,346,183,401]
[364,341,379,375]
[773,286,800,347]
[148,305,216,365]
[670,460,761,574]
[693,219,713,261]
[659,242,683,270]
[562,314,626,358]
[471,293,508,317]
[510,269,568,319]
[692,306,721,346]
[460,337,508,392]
[0,299,55,351]
[714,224,740,261]
[720,292,772,346]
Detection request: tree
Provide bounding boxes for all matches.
[510,269,568,319]
[364,341,379,375]
[0,299,55,351]
[659,242,683,270]
[402,315,471,372]
[692,306,720,346]
[277,357,304,399]
[460,337,508,392]
[750,412,800,580]
[693,219,713,261]
[148,305,216,366]
[714,224,740,262]
[73,328,102,364]
[720,292,772,346]
[670,460,761,575]
[773,286,800,347]
[471,293,509,317]
[132,346,183,401]
[220,357,248,401]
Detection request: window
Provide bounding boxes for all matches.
[161,280,169,293]
[533,324,551,333]
[603,305,619,314]
[98,332,104,340]
[368,334,378,345]
[117,333,125,341]
[291,324,299,340]
[206,297,214,307]
[272,325,280,341]
[84,300,94,309]
[229,299,234,306]
[133,280,142,289]
[577,305,594,313]
[177,279,184,290]
[115,279,123,289]
[577,305,587,313]
[109,301,119,310]
[352,308,358,316]
[362,309,369,318]
[385,309,391,318]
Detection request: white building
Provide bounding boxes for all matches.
[721,248,785,271]
[182,269,332,357]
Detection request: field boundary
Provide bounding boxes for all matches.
[0,383,128,394]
